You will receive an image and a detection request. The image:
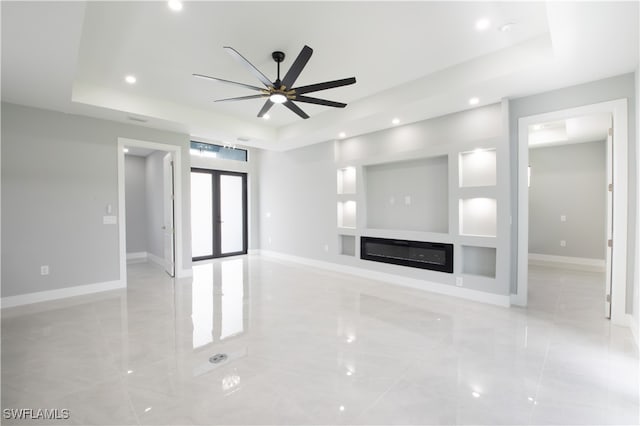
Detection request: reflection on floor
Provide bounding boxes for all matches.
[2,257,638,425]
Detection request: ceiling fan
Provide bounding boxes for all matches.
[193,45,356,119]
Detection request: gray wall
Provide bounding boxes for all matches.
[509,73,637,312]
[365,156,449,233]
[124,155,147,253]
[145,151,165,259]
[258,103,510,295]
[529,140,607,259]
[1,103,192,298]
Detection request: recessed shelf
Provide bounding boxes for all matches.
[337,167,357,195]
[459,149,496,187]
[462,245,496,278]
[340,235,356,256]
[337,200,357,229]
[459,198,497,237]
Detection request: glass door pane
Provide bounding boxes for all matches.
[191,171,213,258]
[220,174,244,254]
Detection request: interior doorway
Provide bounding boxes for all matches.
[515,99,628,326]
[526,113,612,318]
[117,138,185,284]
[191,168,248,260]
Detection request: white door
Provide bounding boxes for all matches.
[604,122,613,318]
[163,153,175,277]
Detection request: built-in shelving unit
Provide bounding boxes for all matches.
[333,102,508,300]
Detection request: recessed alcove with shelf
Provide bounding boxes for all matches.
[462,245,497,278]
[339,235,356,256]
[365,156,448,233]
[337,200,357,229]
[459,148,496,187]
[337,167,356,194]
[459,198,497,237]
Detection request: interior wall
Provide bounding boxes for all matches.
[528,140,607,259]
[258,103,510,297]
[1,102,192,298]
[124,155,147,254]
[509,73,637,312]
[145,151,165,259]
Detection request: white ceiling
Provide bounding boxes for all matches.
[528,112,611,148]
[2,1,638,151]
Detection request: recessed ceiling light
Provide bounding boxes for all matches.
[499,22,515,32]
[125,75,137,84]
[469,97,479,105]
[263,113,270,120]
[338,132,346,138]
[168,0,183,11]
[123,148,129,153]
[475,18,491,31]
[392,118,400,125]
[532,124,542,131]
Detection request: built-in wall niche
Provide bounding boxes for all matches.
[340,235,356,256]
[459,198,497,237]
[459,148,496,187]
[462,246,496,278]
[337,200,357,229]
[365,156,448,233]
[337,167,356,194]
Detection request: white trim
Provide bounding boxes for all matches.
[248,249,260,255]
[118,138,186,287]
[127,251,148,263]
[516,99,628,327]
[259,250,510,307]
[177,269,193,278]
[629,314,639,348]
[1,280,125,309]
[147,252,165,268]
[528,253,605,271]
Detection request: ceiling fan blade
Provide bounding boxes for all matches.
[257,100,274,118]
[193,74,265,92]
[215,94,267,103]
[293,77,356,95]
[224,46,274,88]
[281,45,313,90]
[284,101,309,119]
[294,95,346,108]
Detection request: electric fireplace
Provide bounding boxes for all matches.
[361,237,453,273]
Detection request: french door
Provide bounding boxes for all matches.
[191,169,247,260]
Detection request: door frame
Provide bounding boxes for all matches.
[117,138,187,284]
[191,168,248,261]
[514,99,628,326]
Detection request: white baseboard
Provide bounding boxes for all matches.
[1,280,125,309]
[147,252,165,268]
[259,250,510,307]
[529,253,605,272]
[127,251,148,263]
[629,314,640,349]
[248,249,260,255]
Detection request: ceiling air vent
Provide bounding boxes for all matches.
[237,137,250,143]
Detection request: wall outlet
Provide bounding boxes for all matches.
[103,215,117,225]
[405,195,411,205]
[560,240,566,247]
[268,236,272,245]
[324,244,329,252]
[40,265,49,276]
[560,215,567,222]
[456,277,463,287]
[389,197,395,205]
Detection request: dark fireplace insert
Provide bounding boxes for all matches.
[361,237,453,273]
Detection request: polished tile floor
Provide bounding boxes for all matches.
[2,256,638,425]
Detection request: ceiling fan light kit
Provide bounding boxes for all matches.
[194,45,356,119]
